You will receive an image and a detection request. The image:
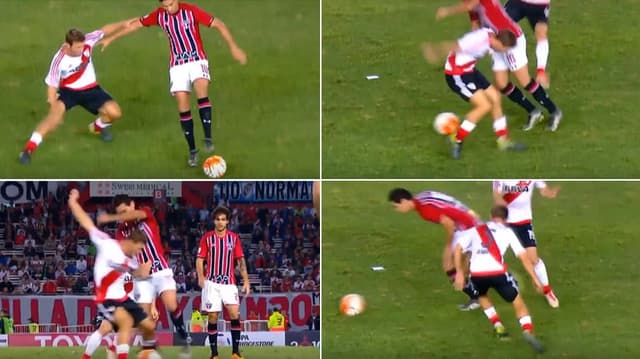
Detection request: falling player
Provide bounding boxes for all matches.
[492,180,560,308]
[96,195,192,353]
[196,206,250,359]
[68,189,159,359]
[19,21,130,164]
[453,205,544,352]
[99,0,247,166]
[388,188,482,311]
[436,0,563,131]
[423,27,526,159]
[504,0,552,88]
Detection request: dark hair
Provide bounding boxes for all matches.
[113,195,133,209]
[491,205,509,220]
[124,228,147,244]
[65,29,85,45]
[213,206,231,219]
[496,29,517,48]
[388,188,413,203]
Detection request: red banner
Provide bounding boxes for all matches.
[7,332,174,347]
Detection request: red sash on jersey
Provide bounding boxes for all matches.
[502,180,532,204]
[477,224,506,273]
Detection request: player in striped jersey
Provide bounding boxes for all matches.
[388,188,482,311]
[196,206,250,359]
[19,21,130,165]
[68,189,159,359]
[493,180,560,308]
[454,205,544,352]
[97,195,192,353]
[98,0,247,167]
[423,27,526,159]
[436,0,563,132]
[505,0,552,88]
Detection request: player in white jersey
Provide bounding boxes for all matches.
[505,0,552,88]
[19,22,130,165]
[454,206,544,352]
[423,28,525,159]
[68,189,159,359]
[493,180,560,308]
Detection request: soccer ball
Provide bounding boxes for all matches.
[203,155,227,178]
[433,112,460,135]
[137,349,162,359]
[340,293,366,316]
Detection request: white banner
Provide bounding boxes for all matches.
[0,182,59,204]
[208,332,285,347]
[0,334,7,347]
[89,182,182,197]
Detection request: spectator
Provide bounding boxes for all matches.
[303,274,315,291]
[24,235,36,248]
[281,274,293,292]
[76,241,88,256]
[21,274,40,294]
[76,256,87,273]
[176,272,187,293]
[0,265,8,283]
[24,242,37,258]
[73,273,88,294]
[306,309,320,331]
[0,277,15,293]
[0,310,14,334]
[293,276,304,292]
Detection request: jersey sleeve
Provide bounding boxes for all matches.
[456,230,473,253]
[84,30,105,48]
[140,8,160,27]
[140,206,153,221]
[505,228,526,257]
[457,29,491,54]
[44,48,65,88]
[197,234,209,259]
[234,235,244,259]
[190,5,215,26]
[492,181,503,192]
[534,181,547,189]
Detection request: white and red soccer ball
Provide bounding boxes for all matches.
[340,293,366,316]
[202,155,227,178]
[433,112,460,135]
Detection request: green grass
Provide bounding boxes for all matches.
[322,181,640,358]
[0,0,319,178]
[0,346,319,359]
[323,0,640,178]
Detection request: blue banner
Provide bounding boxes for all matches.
[214,182,313,203]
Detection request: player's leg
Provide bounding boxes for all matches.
[485,85,526,151]
[472,276,507,338]
[81,319,114,359]
[202,281,222,359]
[131,302,159,356]
[191,60,214,153]
[157,274,191,342]
[491,51,541,129]
[528,3,551,88]
[497,272,544,352]
[508,38,562,132]
[222,285,243,359]
[444,73,491,159]
[112,306,135,359]
[20,99,68,163]
[447,231,479,310]
[170,63,199,166]
[84,87,120,142]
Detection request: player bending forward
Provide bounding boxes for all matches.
[197,206,250,359]
[423,28,526,159]
[493,180,560,307]
[19,21,130,164]
[100,0,247,167]
[454,205,544,352]
[68,189,159,359]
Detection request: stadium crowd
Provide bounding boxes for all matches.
[0,184,320,296]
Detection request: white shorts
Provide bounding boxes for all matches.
[201,280,239,313]
[134,269,177,304]
[491,34,528,72]
[169,59,211,94]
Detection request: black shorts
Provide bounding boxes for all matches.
[445,70,491,102]
[98,298,147,328]
[94,312,119,332]
[471,272,519,302]
[505,0,550,30]
[58,85,113,115]
[509,223,537,248]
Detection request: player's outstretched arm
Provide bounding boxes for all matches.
[98,18,143,51]
[100,18,135,38]
[97,209,147,225]
[210,18,247,65]
[436,0,480,20]
[68,189,96,232]
[540,186,560,199]
[493,190,507,206]
[421,41,458,64]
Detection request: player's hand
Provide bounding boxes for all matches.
[98,38,112,52]
[421,43,439,64]
[435,7,449,20]
[541,186,560,198]
[453,272,465,291]
[243,281,251,296]
[150,305,159,321]
[68,189,80,202]
[231,46,247,65]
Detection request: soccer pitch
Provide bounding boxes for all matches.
[0,346,319,359]
[323,0,640,178]
[0,0,319,179]
[322,182,640,358]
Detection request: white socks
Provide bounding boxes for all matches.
[536,39,549,71]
